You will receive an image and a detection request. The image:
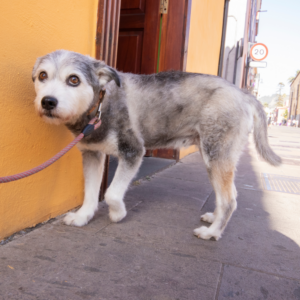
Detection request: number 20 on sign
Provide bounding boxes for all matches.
[250,43,268,61]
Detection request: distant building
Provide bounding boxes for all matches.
[285,95,290,107]
[274,106,288,124]
[289,72,300,126]
[220,0,262,95]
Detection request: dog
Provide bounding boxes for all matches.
[32,50,281,240]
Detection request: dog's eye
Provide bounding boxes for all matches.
[68,76,80,86]
[39,72,48,81]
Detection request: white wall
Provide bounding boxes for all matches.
[222,0,248,86]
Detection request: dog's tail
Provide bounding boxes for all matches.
[251,96,282,166]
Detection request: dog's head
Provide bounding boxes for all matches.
[32,50,120,125]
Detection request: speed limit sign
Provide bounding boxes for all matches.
[250,43,268,61]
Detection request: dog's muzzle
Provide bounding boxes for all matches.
[41,96,58,111]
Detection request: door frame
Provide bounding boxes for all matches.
[95,0,121,200]
[96,0,193,199]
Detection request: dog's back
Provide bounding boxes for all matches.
[119,71,280,167]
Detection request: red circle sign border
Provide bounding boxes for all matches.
[250,43,268,61]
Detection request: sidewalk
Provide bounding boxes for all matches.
[1,127,300,300]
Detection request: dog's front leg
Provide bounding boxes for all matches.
[105,155,143,222]
[64,150,105,226]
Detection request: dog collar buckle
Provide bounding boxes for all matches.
[95,88,106,123]
[87,88,106,123]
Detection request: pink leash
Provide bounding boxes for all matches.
[0,89,106,184]
[0,118,101,184]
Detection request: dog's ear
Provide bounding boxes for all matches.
[32,56,43,82]
[94,62,121,87]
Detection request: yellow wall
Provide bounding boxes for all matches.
[179,145,198,160]
[0,0,98,239]
[179,0,224,159]
[186,0,225,75]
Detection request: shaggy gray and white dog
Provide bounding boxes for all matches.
[32,50,281,240]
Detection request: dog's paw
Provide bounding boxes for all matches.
[109,206,127,223]
[200,212,215,223]
[105,195,127,222]
[63,212,89,227]
[193,226,221,241]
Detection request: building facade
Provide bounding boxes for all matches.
[289,73,300,126]
[220,0,263,94]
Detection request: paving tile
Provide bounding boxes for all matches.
[155,160,210,182]
[128,175,212,203]
[0,228,221,300]
[103,187,300,281]
[218,264,300,300]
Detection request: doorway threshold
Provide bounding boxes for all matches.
[108,156,176,186]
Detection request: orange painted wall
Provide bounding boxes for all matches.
[186,0,225,75]
[179,0,225,159]
[0,0,98,239]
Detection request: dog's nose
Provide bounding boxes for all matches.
[41,96,58,110]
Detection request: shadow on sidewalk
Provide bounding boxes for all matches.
[200,143,300,299]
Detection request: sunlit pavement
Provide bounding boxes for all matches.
[1,126,300,300]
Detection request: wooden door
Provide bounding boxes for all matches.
[117,0,160,75]
[96,0,191,198]
[96,0,192,200]
[116,0,191,160]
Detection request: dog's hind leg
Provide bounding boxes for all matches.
[105,153,144,222]
[194,161,237,240]
[64,150,105,226]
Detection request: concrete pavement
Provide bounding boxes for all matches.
[1,126,300,300]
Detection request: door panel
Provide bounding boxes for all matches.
[120,14,145,29]
[121,0,145,12]
[159,0,191,72]
[117,31,143,73]
[117,0,160,75]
